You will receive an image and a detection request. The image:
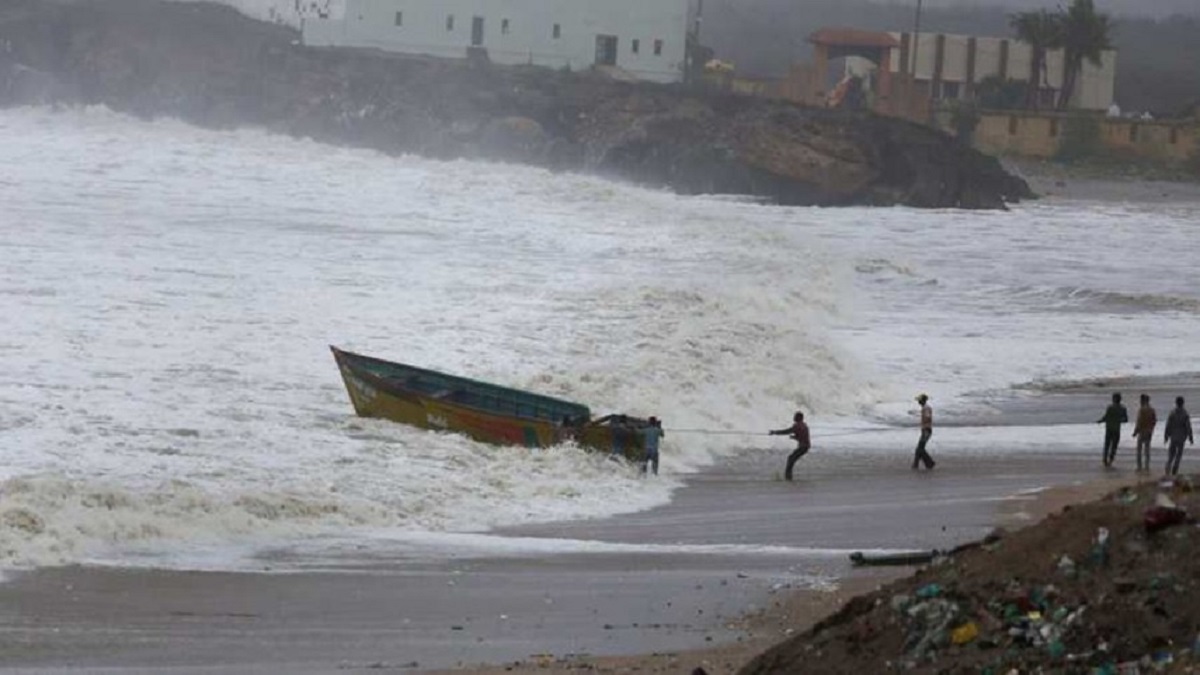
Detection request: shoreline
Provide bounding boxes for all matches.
[0,451,1155,672]
[439,471,1148,675]
[1003,157,1200,203]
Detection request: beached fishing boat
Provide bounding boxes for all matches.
[330,346,647,458]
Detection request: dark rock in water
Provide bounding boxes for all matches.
[478,116,549,163]
[0,0,1033,209]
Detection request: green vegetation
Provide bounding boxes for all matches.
[974,76,1025,111]
[1052,0,1114,110]
[1009,10,1062,110]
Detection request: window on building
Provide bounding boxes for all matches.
[941,82,960,100]
[553,23,561,39]
[446,14,455,31]
[653,39,663,56]
[632,39,640,54]
[394,11,402,27]
[1049,118,1059,137]
[1008,115,1019,135]
[1129,124,1139,143]
[502,18,510,35]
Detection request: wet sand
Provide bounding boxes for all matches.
[1003,158,1200,203]
[0,444,1152,674]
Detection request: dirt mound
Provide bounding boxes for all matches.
[741,476,1200,674]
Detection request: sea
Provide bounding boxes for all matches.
[2,105,1199,572]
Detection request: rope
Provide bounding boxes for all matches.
[665,428,770,436]
[665,427,904,439]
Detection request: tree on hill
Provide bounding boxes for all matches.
[1056,0,1114,110]
[1009,10,1062,110]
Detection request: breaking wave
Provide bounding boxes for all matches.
[996,285,1200,314]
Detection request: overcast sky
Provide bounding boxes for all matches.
[877,0,1199,19]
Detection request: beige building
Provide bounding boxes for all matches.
[881,32,1116,111]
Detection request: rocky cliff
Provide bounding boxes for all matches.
[0,0,1033,209]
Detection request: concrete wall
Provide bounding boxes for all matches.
[302,0,689,83]
[972,111,1198,162]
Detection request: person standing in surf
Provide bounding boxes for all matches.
[1097,392,1128,468]
[770,411,811,481]
[912,394,936,471]
[641,416,664,476]
[1132,394,1157,472]
[1164,396,1193,476]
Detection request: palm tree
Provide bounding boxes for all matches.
[1056,0,1114,110]
[1010,10,1062,110]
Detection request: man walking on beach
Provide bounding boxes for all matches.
[1133,394,1157,472]
[1164,396,1193,476]
[641,416,664,476]
[770,411,810,481]
[1097,392,1128,468]
[912,394,935,471]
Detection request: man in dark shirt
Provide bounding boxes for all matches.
[1096,392,1128,468]
[912,394,936,470]
[1164,396,1194,476]
[641,416,665,476]
[770,411,811,481]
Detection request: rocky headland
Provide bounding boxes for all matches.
[0,0,1033,208]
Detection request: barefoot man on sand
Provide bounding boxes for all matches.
[912,394,936,471]
[1097,392,1128,468]
[1133,394,1157,472]
[1164,396,1193,477]
[769,411,811,481]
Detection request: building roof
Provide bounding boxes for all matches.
[809,28,900,49]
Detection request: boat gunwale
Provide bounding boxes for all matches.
[330,346,591,424]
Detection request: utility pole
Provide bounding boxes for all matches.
[686,0,704,85]
[909,0,924,119]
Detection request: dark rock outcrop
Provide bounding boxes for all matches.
[0,0,1033,209]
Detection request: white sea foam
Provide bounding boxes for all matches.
[2,105,1199,570]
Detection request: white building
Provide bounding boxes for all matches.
[886,32,1116,111]
[302,0,691,84]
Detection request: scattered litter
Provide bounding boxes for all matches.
[1087,527,1110,566]
[1144,503,1188,533]
[915,583,942,599]
[950,621,978,645]
[757,478,1200,672]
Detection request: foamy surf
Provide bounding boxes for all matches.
[3,105,1200,571]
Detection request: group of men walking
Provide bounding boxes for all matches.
[767,391,1195,481]
[1098,392,1194,475]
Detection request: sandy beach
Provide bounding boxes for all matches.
[1004,158,1200,203]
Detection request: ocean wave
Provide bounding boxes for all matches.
[982,284,1200,314]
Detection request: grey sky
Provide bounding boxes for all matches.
[880,0,1199,19]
